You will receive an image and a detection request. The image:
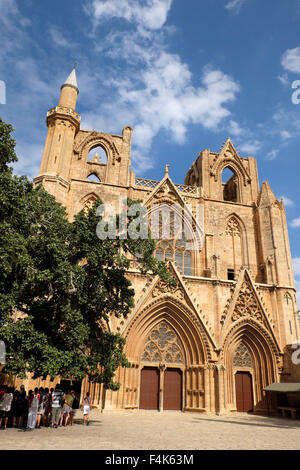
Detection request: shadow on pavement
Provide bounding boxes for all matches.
[191,415,300,430]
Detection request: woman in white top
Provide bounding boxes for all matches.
[81,392,91,426]
[0,387,14,430]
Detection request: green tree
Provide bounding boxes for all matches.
[0,118,174,389]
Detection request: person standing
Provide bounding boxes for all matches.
[26,387,40,431]
[18,385,27,429]
[43,388,51,427]
[81,392,91,426]
[60,390,72,426]
[10,390,19,428]
[0,386,13,430]
[51,384,65,428]
[69,390,79,426]
[36,387,46,428]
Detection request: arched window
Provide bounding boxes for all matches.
[222,167,239,202]
[223,216,244,279]
[151,204,194,276]
[87,146,108,164]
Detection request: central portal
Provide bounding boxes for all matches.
[139,321,185,411]
[139,366,182,410]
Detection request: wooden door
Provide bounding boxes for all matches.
[235,371,253,412]
[140,367,160,410]
[164,368,182,410]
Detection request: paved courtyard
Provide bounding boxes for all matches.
[1,410,300,450]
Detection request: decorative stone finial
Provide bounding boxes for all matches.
[165,164,170,177]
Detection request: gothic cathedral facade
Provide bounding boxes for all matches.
[34,69,299,414]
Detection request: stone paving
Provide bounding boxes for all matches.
[1,410,300,450]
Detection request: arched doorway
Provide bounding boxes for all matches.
[223,319,280,413]
[121,297,212,412]
[139,322,184,411]
[235,371,254,412]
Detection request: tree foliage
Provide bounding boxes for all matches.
[0,118,174,389]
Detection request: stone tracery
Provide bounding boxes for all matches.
[233,342,253,367]
[225,217,241,237]
[232,279,265,324]
[141,321,184,364]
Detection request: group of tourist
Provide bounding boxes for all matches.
[0,383,91,431]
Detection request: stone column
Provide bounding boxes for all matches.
[159,364,166,412]
[216,365,227,415]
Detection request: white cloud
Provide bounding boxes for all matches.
[280,196,294,207]
[277,73,289,86]
[119,61,239,169]
[239,140,261,155]
[82,1,241,173]
[293,258,300,276]
[49,27,70,48]
[82,58,240,172]
[265,149,278,161]
[14,142,44,178]
[88,0,173,31]
[281,46,300,74]
[225,0,248,14]
[0,0,21,29]
[228,120,244,137]
[291,218,300,228]
[280,130,292,140]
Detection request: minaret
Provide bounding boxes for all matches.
[34,67,81,206]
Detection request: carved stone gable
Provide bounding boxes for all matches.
[232,279,265,324]
[152,279,185,301]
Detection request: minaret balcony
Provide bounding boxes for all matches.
[46,106,81,130]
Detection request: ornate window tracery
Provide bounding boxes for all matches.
[141,322,184,364]
[83,195,98,215]
[233,342,253,367]
[225,217,241,237]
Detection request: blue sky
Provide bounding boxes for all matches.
[0,0,300,301]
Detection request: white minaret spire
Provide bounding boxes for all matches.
[63,66,78,90]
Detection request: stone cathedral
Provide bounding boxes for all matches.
[33,68,299,415]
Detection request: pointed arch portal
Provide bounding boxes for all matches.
[223,319,279,412]
[122,296,214,412]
